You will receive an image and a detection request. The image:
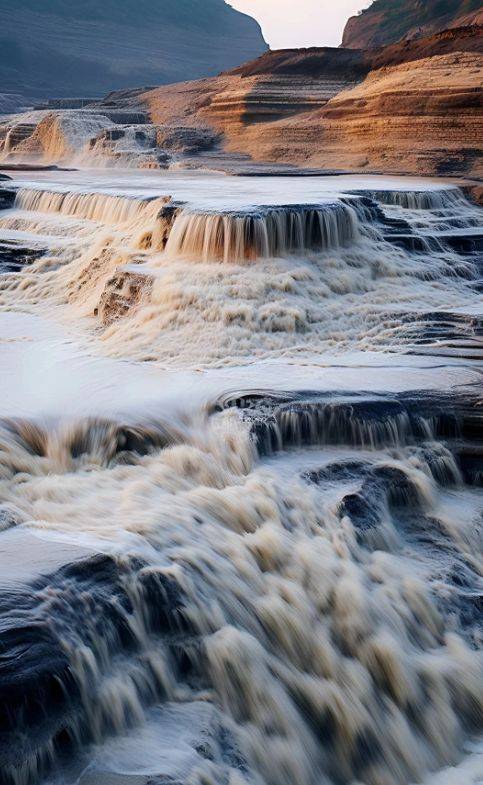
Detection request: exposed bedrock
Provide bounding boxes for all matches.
[1,26,481,177]
[140,26,483,177]
[342,0,483,49]
[97,271,154,326]
[0,110,221,169]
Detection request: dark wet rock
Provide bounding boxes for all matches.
[138,568,190,634]
[438,231,483,254]
[0,553,196,783]
[0,189,16,210]
[456,446,483,486]
[383,234,441,253]
[372,465,425,508]
[90,127,125,144]
[0,241,45,272]
[338,491,383,532]
[156,126,220,155]
[0,506,22,532]
[309,458,428,546]
[224,390,482,459]
[306,461,372,485]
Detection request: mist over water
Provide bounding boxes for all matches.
[0,170,481,785]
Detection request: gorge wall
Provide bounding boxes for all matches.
[140,26,482,177]
[1,24,481,178]
[342,0,483,49]
[0,0,267,99]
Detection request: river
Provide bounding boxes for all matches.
[0,169,481,785]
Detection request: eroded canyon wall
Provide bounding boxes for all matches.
[342,0,483,49]
[1,25,481,177]
[141,26,483,177]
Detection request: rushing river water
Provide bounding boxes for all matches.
[0,170,481,785]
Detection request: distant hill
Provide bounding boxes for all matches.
[342,0,483,48]
[0,0,267,98]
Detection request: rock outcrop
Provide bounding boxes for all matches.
[97,271,153,326]
[308,49,482,176]
[1,26,481,178]
[0,0,267,99]
[342,0,483,49]
[140,26,483,177]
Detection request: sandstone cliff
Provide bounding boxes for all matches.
[342,0,483,48]
[140,26,482,177]
[0,0,267,99]
[1,27,481,178]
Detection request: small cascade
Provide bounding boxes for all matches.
[14,188,169,227]
[249,399,435,455]
[0,416,186,478]
[349,187,483,258]
[1,172,483,785]
[217,391,478,457]
[164,202,359,262]
[362,187,467,211]
[0,551,196,785]
[0,397,481,785]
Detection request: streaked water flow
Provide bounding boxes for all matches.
[0,171,481,785]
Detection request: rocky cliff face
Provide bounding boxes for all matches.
[342,0,483,48]
[0,0,267,99]
[1,26,481,178]
[140,26,482,177]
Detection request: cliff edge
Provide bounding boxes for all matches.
[342,0,483,49]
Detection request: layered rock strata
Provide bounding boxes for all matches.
[1,27,481,177]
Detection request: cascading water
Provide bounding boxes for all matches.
[14,188,170,227]
[0,171,481,785]
[163,202,359,262]
[359,188,468,211]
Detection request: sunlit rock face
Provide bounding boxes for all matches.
[0,16,480,177]
[342,0,483,49]
[140,26,483,177]
[0,0,267,99]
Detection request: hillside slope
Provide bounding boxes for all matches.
[1,27,481,178]
[0,0,267,99]
[342,0,483,48]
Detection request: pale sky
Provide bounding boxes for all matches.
[229,0,372,49]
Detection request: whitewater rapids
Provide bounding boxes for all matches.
[0,170,481,785]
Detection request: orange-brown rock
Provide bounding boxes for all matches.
[141,26,482,177]
[97,271,153,326]
[2,26,480,178]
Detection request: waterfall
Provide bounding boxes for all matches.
[164,202,360,262]
[1,171,482,785]
[363,187,467,211]
[14,188,169,227]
